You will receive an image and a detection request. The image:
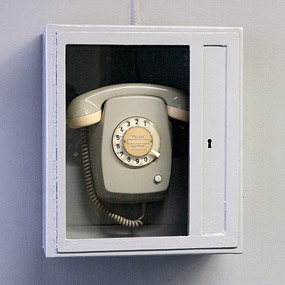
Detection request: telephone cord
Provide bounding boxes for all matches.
[80,127,146,227]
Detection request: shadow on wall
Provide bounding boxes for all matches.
[0,34,43,236]
[0,35,44,283]
[42,254,213,284]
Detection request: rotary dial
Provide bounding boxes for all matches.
[112,117,161,167]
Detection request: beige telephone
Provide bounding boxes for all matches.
[67,83,189,227]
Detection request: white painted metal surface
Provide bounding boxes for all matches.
[202,46,227,236]
[43,25,243,257]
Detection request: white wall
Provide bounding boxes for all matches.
[1,1,284,284]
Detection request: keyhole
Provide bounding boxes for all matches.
[207,139,212,148]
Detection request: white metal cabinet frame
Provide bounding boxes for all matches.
[42,25,243,257]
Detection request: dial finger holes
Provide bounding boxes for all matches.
[112,117,160,167]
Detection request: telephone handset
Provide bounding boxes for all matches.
[67,83,189,227]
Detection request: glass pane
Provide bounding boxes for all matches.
[65,45,189,239]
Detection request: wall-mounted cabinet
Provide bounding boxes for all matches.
[42,25,243,257]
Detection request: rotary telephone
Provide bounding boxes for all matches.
[67,83,189,227]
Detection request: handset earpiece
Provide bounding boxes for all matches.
[66,92,102,128]
[66,83,189,128]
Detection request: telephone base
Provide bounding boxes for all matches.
[89,95,172,204]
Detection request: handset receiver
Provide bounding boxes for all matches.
[66,83,189,128]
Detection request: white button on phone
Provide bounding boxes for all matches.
[154,174,162,183]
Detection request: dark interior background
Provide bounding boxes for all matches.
[65,45,189,235]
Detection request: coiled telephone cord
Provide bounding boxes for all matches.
[80,128,146,227]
